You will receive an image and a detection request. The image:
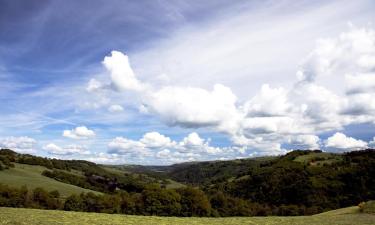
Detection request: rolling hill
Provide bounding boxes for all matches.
[0,148,374,218]
[0,163,101,198]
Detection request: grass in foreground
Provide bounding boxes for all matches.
[0,206,374,225]
[0,163,100,198]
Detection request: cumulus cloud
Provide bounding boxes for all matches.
[230,134,288,156]
[108,131,224,163]
[245,84,291,117]
[297,27,375,83]
[108,137,149,156]
[325,132,367,151]
[100,51,241,131]
[63,126,96,139]
[289,135,320,150]
[43,143,90,155]
[182,132,204,147]
[292,82,344,131]
[156,150,202,164]
[103,51,145,92]
[91,26,375,157]
[98,51,304,155]
[298,27,375,121]
[144,84,240,131]
[0,136,37,154]
[156,149,171,158]
[139,132,174,148]
[179,132,222,154]
[108,104,124,113]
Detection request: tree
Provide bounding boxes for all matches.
[177,187,211,216]
[141,184,181,216]
[64,194,84,211]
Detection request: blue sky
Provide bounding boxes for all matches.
[1,0,375,165]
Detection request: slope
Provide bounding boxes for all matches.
[0,163,101,198]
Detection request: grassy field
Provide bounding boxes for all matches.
[0,163,101,198]
[0,206,374,225]
[294,152,343,165]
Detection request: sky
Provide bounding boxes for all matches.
[1,0,375,165]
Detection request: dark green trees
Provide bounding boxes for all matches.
[177,187,211,216]
[142,185,181,216]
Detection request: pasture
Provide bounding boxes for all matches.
[0,205,374,225]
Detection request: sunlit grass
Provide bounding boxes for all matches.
[0,163,101,198]
[0,206,374,225]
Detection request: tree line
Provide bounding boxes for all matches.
[0,183,263,216]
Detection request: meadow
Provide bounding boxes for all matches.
[0,163,100,198]
[0,205,374,225]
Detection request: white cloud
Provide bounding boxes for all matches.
[292,82,344,131]
[241,117,279,135]
[230,134,288,156]
[345,73,375,95]
[108,131,224,162]
[156,149,171,158]
[289,135,320,150]
[0,136,37,154]
[63,126,96,139]
[245,84,291,117]
[179,132,222,154]
[43,143,90,155]
[43,143,61,154]
[108,104,124,113]
[92,26,375,158]
[297,27,375,83]
[325,132,367,151]
[108,137,149,156]
[298,27,375,121]
[182,132,204,147]
[82,152,127,165]
[155,150,202,164]
[102,51,145,92]
[100,51,241,132]
[144,84,240,131]
[140,132,174,148]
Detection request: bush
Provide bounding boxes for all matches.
[33,187,61,209]
[64,194,84,211]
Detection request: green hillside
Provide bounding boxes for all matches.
[0,163,101,198]
[293,152,343,165]
[0,205,374,225]
[0,149,374,217]
[101,165,186,189]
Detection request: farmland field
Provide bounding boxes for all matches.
[0,206,374,225]
[0,163,101,198]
